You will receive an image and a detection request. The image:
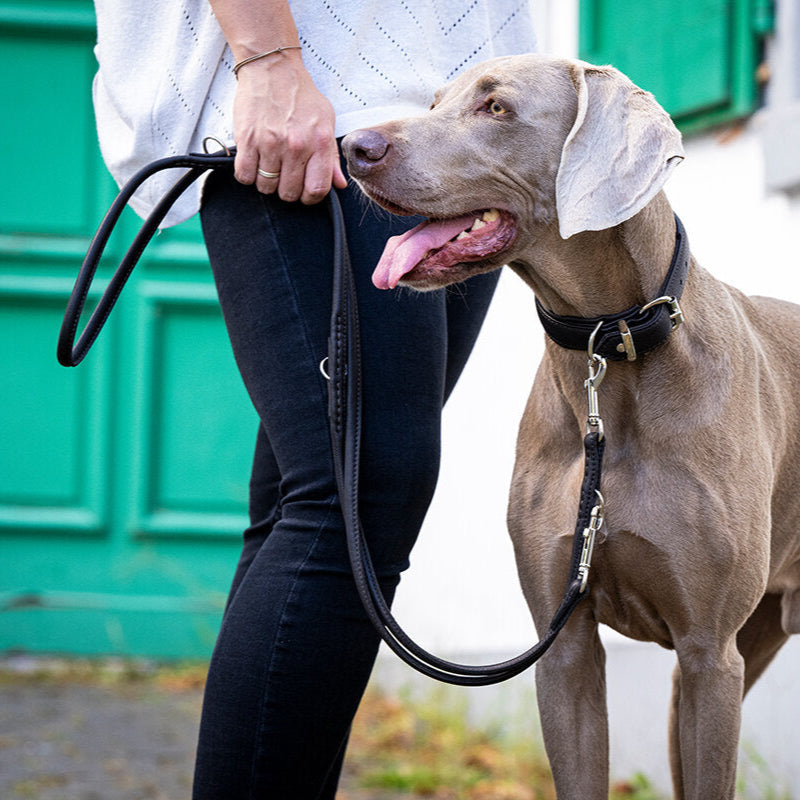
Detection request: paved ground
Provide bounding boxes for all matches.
[0,659,386,800]
[0,677,201,799]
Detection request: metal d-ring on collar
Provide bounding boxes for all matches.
[536,214,690,362]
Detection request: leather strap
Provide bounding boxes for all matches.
[57,151,237,367]
[59,152,603,686]
[536,214,690,361]
[328,187,603,684]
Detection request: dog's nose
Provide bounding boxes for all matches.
[343,129,390,177]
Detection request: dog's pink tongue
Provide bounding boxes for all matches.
[373,215,476,289]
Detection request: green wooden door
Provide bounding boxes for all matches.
[579,0,772,132]
[0,2,255,658]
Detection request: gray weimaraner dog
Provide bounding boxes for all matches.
[342,54,800,799]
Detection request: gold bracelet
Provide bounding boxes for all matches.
[233,45,302,78]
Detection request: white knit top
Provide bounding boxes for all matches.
[92,0,536,226]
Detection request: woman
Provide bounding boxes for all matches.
[91,0,536,795]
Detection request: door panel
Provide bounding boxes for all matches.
[132,282,254,538]
[1,278,109,533]
[0,2,255,658]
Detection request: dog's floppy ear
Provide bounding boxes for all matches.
[555,62,684,239]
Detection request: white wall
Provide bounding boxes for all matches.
[373,120,800,794]
[532,0,579,56]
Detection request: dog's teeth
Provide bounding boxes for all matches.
[456,231,470,240]
[482,208,500,222]
[471,218,487,231]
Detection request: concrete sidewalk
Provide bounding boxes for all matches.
[0,667,201,799]
[0,658,386,800]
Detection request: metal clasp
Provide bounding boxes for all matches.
[585,321,607,439]
[578,490,605,592]
[640,295,685,331]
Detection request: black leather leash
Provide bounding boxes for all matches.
[57,149,237,367]
[57,149,604,686]
[329,208,691,684]
[327,188,605,683]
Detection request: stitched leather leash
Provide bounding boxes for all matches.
[57,149,235,367]
[327,189,605,684]
[57,149,606,685]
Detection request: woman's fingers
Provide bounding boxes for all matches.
[256,165,282,193]
[231,55,345,205]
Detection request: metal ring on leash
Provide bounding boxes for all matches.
[202,136,232,156]
[319,357,330,380]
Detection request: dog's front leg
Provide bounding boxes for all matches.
[535,609,609,800]
[670,637,744,799]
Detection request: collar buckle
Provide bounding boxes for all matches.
[616,320,637,361]
[536,215,690,362]
[614,295,684,361]
[640,295,685,331]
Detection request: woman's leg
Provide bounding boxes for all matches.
[222,424,279,613]
[193,167,498,799]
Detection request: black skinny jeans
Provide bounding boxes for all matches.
[192,166,499,799]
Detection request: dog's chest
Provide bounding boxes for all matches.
[588,536,675,648]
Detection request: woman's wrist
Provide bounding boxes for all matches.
[209,0,300,63]
[233,45,303,78]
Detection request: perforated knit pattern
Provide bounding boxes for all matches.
[92,0,536,226]
[295,0,536,135]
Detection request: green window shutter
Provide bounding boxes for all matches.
[579,0,771,133]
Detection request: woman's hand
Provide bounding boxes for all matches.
[232,50,347,205]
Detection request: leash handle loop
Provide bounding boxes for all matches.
[57,151,235,367]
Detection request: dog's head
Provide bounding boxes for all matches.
[342,54,684,290]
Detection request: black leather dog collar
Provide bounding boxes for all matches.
[536,215,690,361]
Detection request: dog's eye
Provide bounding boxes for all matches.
[487,99,509,117]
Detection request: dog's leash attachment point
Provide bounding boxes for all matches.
[578,490,605,593]
[585,323,607,440]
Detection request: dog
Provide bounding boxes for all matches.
[341,54,800,799]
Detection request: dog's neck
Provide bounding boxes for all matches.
[511,192,677,320]
[512,191,701,441]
